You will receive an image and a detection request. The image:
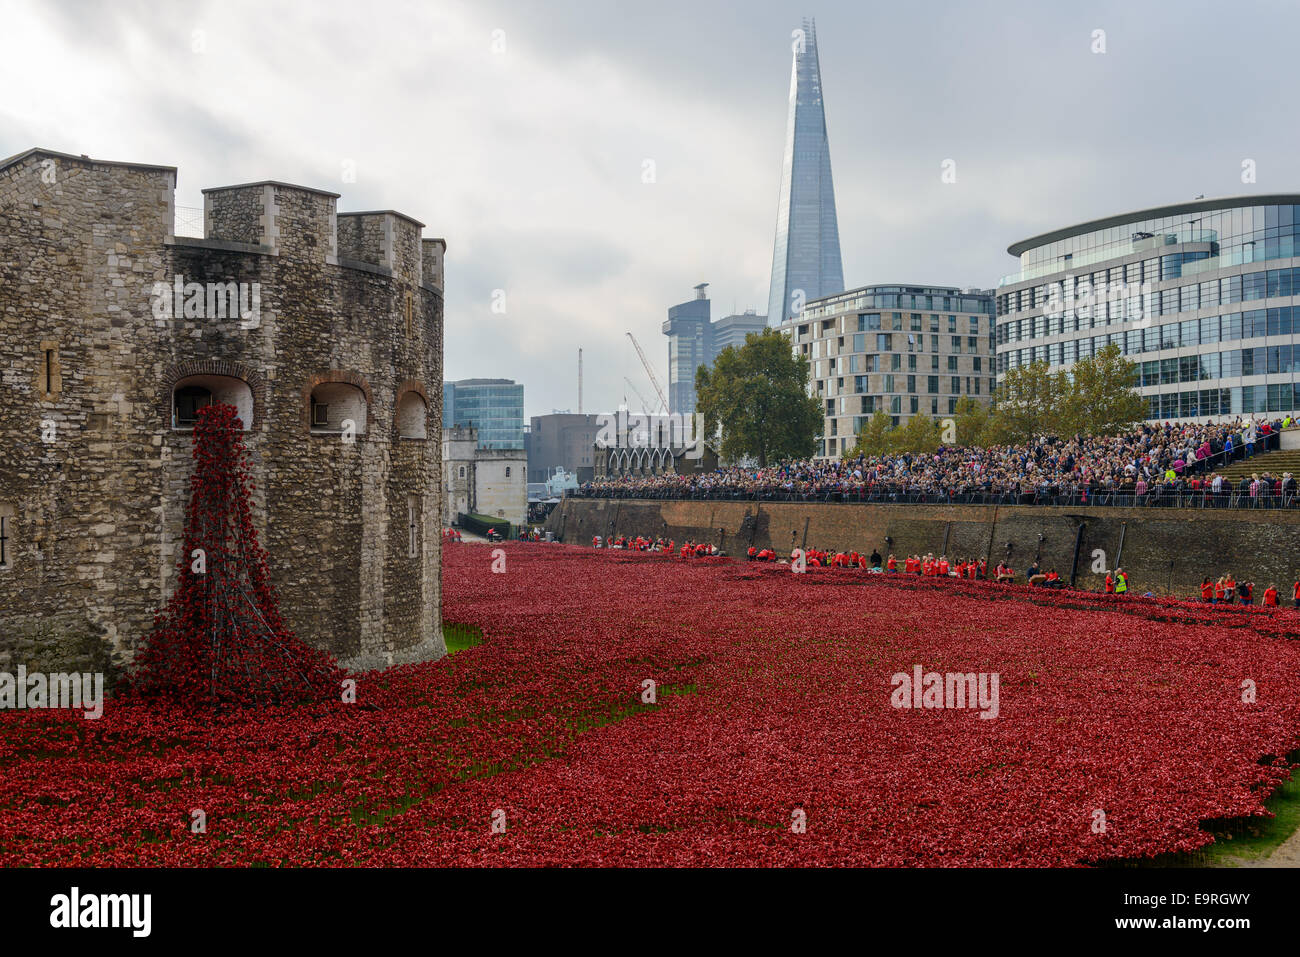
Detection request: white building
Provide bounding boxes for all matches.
[441,426,527,527]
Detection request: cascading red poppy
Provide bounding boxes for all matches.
[3,542,1299,866]
[126,402,341,707]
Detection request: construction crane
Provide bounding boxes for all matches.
[626,332,668,412]
[622,376,660,415]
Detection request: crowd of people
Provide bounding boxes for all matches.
[579,416,1297,507]
[1198,575,1300,608]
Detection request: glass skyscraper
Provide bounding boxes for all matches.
[766,17,844,328]
[442,378,525,449]
[662,286,768,414]
[998,196,1300,421]
[662,292,710,415]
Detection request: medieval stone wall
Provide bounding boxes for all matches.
[0,148,445,674]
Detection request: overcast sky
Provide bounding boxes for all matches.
[4,0,1299,417]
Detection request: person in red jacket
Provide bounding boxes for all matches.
[977,558,987,580]
[938,556,950,577]
[1200,578,1214,602]
[1104,572,1115,594]
[1264,585,1279,607]
[747,545,757,561]
[886,554,897,573]
[1293,579,1300,608]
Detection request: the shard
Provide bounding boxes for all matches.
[766,17,844,328]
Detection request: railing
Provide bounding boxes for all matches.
[173,205,204,238]
[578,432,1299,509]
[574,486,1300,510]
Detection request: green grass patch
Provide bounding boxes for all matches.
[1102,755,1300,867]
[443,621,485,654]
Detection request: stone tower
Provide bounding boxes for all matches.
[0,147,446,672]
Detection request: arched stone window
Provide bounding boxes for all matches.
[396,391,428,439]
[309,382,368,435]
[171,374,254,430]
[395,382,429,440]
[458,465,466,479]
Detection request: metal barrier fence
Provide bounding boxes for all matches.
[575,432,1298,509]
[574,486,1298,508]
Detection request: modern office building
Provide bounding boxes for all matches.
[786,284,995,459]
[711,309,769,354]
[525,412,600,484]
[662,287,768,414]
[766,16,844,328]
[442,378,524,449]
[663,285,712,414]
[997,196,1300,421]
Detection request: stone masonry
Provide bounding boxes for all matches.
[0,148,446,673]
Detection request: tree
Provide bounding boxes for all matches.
[1061,343,1148,437]
[889,412,942,454]
[947,395,990,446]
[983,344,1147,444]
[988,360,1071,444]
[696,327,822,466]
[850,410,895,457]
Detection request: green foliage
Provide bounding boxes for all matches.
[849,410,941,457]
[1060,343,1149,437]
[443,621,484,654]
[849,410,895,456]
[948,396,991,446]
[989,361,1071,444]
[890,412,942,454]
[696,328,822,466]
[987,344,1146,444]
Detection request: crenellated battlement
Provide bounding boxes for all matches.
[1,147,447,674]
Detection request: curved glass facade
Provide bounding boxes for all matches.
[997,197,1300,420]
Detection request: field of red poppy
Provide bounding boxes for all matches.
[3,541,1300,866]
